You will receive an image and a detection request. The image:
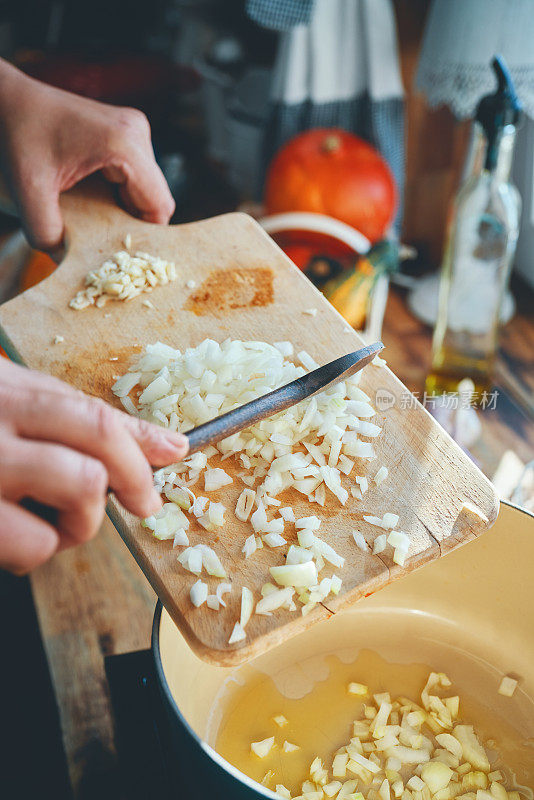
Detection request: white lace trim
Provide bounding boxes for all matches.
[416,63,534,120]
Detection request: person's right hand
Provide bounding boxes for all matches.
[0,358,188,575]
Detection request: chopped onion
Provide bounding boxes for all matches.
[264,518,285,534]
[228,622,246,645]
[365,515,385,528]
[312,537,345,568]
[393,547,408,566]
[298,350,319,371]
[264,495,281,507]
[421,763,453,794]
[345,440,375,459]
[452,725,490,770]
[313,483,326,506]
[116,337,405,628]
[296,516,321,530]
[204,468,232,491]
[206,594,220,610]
[216,583,232,606]
[196,512,215,532]
[355,476,369,494]
[382,513,399,529]
[251,502,268,532]
[197,544,227,578]
[270,561,317,588]
[256,587,294,615]
[358,421,382,437]
[279,506,295,522]
[347,751,381,774]
[251,736,274,758]
[324,781,342,797]
[297,528,316,548]
[245,669,517,800]
[240,586,254,628]
[139,374,171,404]
[274,341,293,356]
[165,486,192,511]
[185,452,208,471]
[191,496,209,517]
[338,455,354,475]
[267,717,285,734]
[283,740,300,753]
[208,501,226,527]
[330,575,342,594]
[386,745,430,765]
[346,400,375,418]
[263,533,287,548]
[120,396,137,415]
[407,776,425,791]
[146,504,190,540]
[112,371,141,397]
[498,676,518,697]
[387,530,410,550]
[332,754,348,778]
[373,534,387,554]
[352,531,369,552]
[190,579,208,607]
[178,546,202,575]
[172,528,189,547]
[286,546,314,565]
[242,534,257,558]
[320,466,349,505]
[348,682,369,696]
[374,466,389,485]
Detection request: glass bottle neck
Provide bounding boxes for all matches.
[461,122,516,184]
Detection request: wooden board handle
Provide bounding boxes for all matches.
[0,172,134,254]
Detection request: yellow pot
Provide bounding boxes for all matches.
[152,501,534,797]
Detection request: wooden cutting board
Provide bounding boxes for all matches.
[0,180,499,665]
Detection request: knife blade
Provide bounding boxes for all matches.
[186,341,383,455]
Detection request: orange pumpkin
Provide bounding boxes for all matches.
[21,250,57,291]
[0,251,57,360]
[265,129,397,244]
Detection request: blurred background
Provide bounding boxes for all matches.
[0,0,532,490]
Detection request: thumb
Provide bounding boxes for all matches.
[16,173,64,252]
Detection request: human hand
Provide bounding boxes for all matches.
[0,358,188,574]
[0,60,175,251]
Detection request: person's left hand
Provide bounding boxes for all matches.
[0,358,188,575]
[0,60,175,251]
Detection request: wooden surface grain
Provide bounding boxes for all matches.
[29,515,155,797]
[0,181,498,665]
[23,283,533,798]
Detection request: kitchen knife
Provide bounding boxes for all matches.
[186,341,383,454]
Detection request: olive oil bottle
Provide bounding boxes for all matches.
[427,56,522,395]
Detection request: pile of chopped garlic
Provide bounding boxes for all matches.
[250,672,526,800]
[69,249,178,309]
[112,338,402,643]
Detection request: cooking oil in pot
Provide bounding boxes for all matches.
[215,648,533,797]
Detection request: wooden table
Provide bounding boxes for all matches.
[8,282,534,797]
